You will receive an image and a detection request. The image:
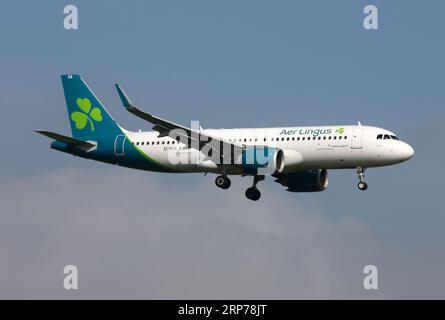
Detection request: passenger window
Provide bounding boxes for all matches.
[297,137,300,141]
[318,137,321,140]
[302,137,305,141]
[287,137,290,141]
[167,141,170,144]
[136,142,140,145]
[157,141,160,145]
[344,136,347,139]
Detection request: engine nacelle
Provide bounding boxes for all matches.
[275,149,304,173]
[275,169,329,192]
[240,146,279,175]
[238,147,305,175]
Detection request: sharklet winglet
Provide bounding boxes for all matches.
[115,84,134,108]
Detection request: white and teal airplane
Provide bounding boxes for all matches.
[37,75,414,201]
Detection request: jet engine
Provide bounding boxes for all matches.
[275,149,304,173]
[275,169,329,192]
[239,147,304,175]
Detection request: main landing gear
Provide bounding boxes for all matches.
[356,167,368,191]
[215,174,265,201]
[245,175,265,201]
[215,175,231,190]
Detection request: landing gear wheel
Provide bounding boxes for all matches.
[358,181,368,191]
[245,187,261,201]
[215,175,231,189]
[356,167,368,191]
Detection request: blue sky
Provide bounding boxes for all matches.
[0,1,444,298]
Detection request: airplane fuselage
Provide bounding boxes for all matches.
[53,125,414,174]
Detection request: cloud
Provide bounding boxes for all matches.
[0,167,382,299]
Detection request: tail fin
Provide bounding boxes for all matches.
[61,74,121,138]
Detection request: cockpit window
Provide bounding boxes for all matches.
[377,133,401,141]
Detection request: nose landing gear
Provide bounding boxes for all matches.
[356,167,368,191]
[245,175,265,201]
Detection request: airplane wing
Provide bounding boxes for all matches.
[115,84,244,163]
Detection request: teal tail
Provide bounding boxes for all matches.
[61,74,122,138]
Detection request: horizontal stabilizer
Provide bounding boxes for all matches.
[35,130,96,148]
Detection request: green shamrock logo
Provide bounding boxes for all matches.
[71,98,103,131]
[335,128,345,134]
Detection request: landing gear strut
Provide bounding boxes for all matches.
[215,175,231,189]
[356,167,368,191]
[245,175,265,201]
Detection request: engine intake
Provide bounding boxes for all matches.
[240,146,278,175]
[238,147,304,175]
[275,149,304,173]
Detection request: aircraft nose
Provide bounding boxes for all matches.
[400,142,415,161]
